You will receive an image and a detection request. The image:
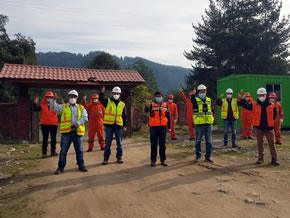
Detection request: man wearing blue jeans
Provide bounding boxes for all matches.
[191,84,214,163]
[216,88,242,148]
[99,86,127,165]
[50,90,88,175]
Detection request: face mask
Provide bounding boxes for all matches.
[113,94,120,100]
[199,93,206,99]
[69,98,77,105]
[46,98,52,103]
[168,99,173,103]
[93,99,99,104]
[269,99,275,103]
[258,97,266,102]
[245,97,250,101]
[155,97,162,103]
[226,94,232,99]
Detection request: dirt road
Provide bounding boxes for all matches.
[8,136,289,218]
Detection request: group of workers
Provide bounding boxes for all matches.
[33,83,284,174]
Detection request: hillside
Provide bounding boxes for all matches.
[36,51,190,91]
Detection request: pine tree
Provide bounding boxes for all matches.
[184,0,290,98]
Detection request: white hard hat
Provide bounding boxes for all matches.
[257,87,267,95]
[68,90,78,97]
[197,84,207,91]
[226,88,233,94]
[112,86,121,93]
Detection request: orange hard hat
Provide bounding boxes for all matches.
[168,94,174,99]
[45,91,54,97]
[189,91,193,96]
[244,92,250,97]
[92,94,99,99]
[269,93,277,98]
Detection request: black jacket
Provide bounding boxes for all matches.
[241,98,276,130]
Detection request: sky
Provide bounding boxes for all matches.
[1,0,290,68]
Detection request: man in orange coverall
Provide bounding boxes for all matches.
[269,93,284,145]
[82,94,105,151]
[240,92,254,139]
[179,88,195,140]
[167,94,178,140]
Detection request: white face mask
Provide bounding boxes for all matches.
[69,98,77,105]
[46,98,53,103]
[168,99,173,103]
[258,97,266,102]
[245,97,250,101]
[113,94,120,100]
[93,99,99,104]
[269,99,275,103]
[226,94,232,99]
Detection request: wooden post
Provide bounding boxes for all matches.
[31,100,39,143]
[122,88,132,138]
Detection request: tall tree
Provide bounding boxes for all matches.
[184,0,290,97]
[126,60,158,93]
[87,52,120,70]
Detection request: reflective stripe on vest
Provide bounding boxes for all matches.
[221,98,239,119]
[149,103,168,127]
[60,104,85,136]
[252,102,275,127]
[193,97,214,125]
[103,99,125,126]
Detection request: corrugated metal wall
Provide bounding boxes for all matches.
[217,74,290,128]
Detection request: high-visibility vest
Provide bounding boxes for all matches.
[60,104,85,136]
[149,103,168,127]
[193,97,214,125]
[252,102,275,127]
[103,99,125,126]
[40,103,58,125]
[221,98,239,119]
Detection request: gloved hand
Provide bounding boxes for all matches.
[174,119,177,124]
[280,119,284,123]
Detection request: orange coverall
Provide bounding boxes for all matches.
[273,102,284,143]
[180,90,195,139]
[241,107,253,137]
[82,98,105,149]
[167,102,178,139]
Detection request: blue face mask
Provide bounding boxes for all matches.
[199,93,206,99]
[155,97,162,103]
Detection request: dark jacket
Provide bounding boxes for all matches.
[216,98,242,120]
[145,101,171,129]
[241,98,276,130]
[99,92,127,128]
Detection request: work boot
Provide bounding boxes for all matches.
[55,168,63,175]
[242,136,247,139]
[275,142,282,145]
[79,167,88,172]
[117,157,124,164]
[232,144,240,149]
[271,159,280,166]
[256,159,264,164]
[248,136,253,139]
[51,152,58,156]
[189,137,195,140]
[223,144,227,147]
[161,161,168,167]
[205,158,214,163]
[150,161,156,167]
[171,138,177,140]
[102,159,108,165]
[42,154,47,159]
[101,147,105,150]
[87,148,93,152]
[195,157,201,162]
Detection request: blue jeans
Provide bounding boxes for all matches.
[58,132,85,169]
[223,120,237,146]
[104,126,123,160]
[195,124,212,159]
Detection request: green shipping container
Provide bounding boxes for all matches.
[217,74,290,128]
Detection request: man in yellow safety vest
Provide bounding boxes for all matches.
[99,86,127,165]
[191,84,214,163]
[216,88,242,148]
[50,90,88,174]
